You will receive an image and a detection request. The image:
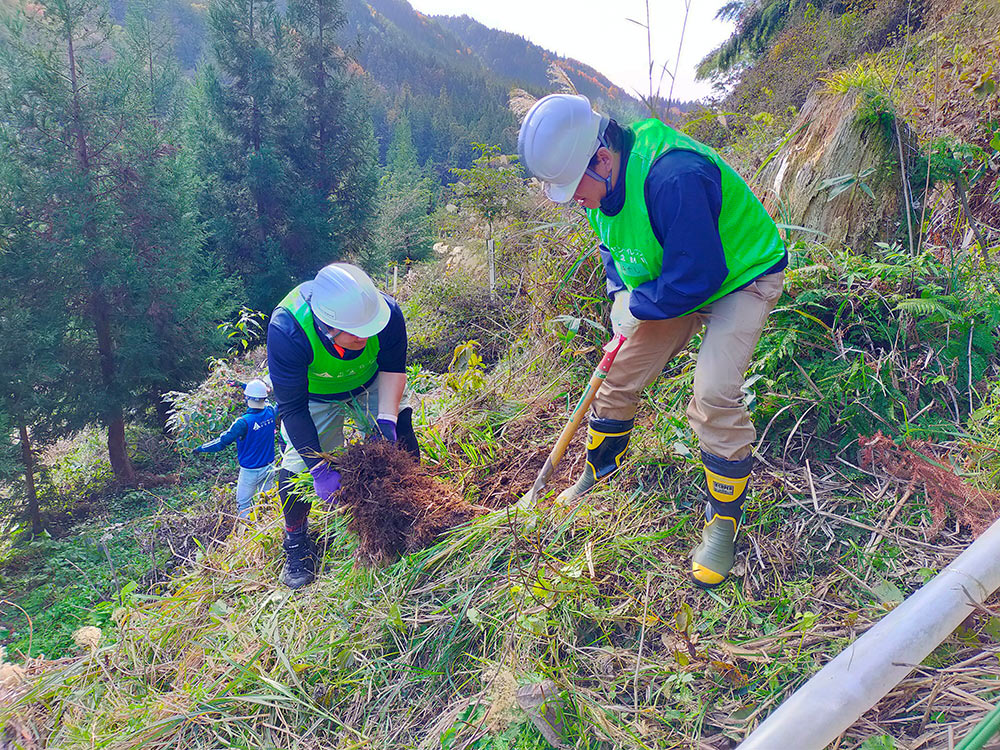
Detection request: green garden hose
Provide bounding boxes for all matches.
[956,701,1000,750]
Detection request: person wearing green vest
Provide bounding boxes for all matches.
[267,263,418,589]
[518,94,787,589]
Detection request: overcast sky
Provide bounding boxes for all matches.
[407,0,735,102]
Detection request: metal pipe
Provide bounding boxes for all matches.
[738,515,1000,750]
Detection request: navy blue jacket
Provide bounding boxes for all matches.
[599,131,787,319]
[266,294,407,463]
[197,405,277,469]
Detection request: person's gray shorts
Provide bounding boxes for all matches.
[279,384,414,473]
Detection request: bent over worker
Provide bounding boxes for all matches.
[518,94,787,588]
[193,379,277,518]
[267,263,419,589]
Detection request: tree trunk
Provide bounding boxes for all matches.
[153,388,172,436]
[107,414,135,483]
[93,291,136,484]
[756,90,905,249]
[18,423,43,537]
[487,222,496,301]
[66,28,90,172]
[316,17,328,193]
[248,0,261,153]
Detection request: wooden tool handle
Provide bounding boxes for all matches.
[545,334,627,472]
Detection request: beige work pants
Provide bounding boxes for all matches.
[592,272,784,461]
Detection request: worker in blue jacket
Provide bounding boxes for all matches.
[193,379,278,518]
[519,94,787,588]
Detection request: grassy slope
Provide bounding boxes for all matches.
[5,4,1000,748]
[0,358,270,663]
[3,285,999,748]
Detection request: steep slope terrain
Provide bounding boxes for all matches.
[5,1,1000,748]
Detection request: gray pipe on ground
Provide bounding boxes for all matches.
[737,515,1000,750]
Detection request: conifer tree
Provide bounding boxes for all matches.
[386,113,420,175]
[0,166,85,534]
[0,290,80,536]
[119,0,237,431]
[120,0,183,121]
[195,0,296,311]
[285,0,377,273]
[0,0,232,483]
[368,115,434,274]
[194,0,377,311]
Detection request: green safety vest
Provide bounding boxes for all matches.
[277,284,380,395]
[586,118,785,316]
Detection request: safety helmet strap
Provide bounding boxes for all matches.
[583,129,613,197]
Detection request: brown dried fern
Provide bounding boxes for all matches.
[859,432,999,536]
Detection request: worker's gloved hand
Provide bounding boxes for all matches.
[610,291,640,338]
[192,445,206,455]
[309,462,342,503]
[368,417,398,442]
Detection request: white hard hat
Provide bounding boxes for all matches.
[307,263,390,338]
[244,379,268,399]
[518,94,603,204]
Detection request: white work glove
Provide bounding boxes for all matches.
[610,291,641,338]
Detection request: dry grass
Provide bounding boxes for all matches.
[6,165,1000,749]
[860,432,1000,536]
[9,270,1000,748]
[4,416,999,749]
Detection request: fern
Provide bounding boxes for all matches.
[894,298,961,323]
[784,264,830,287]
[816,406,832,436]
[820,58,894,95]
[750,238,1000,457]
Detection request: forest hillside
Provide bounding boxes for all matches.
[73,0,648,170]
[3,0,1000,748]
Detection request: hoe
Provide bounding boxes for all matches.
[523,333,626,503]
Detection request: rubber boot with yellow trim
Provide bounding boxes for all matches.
[691,451,752,589]
[557,417,634,502]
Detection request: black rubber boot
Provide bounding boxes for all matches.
[691,451,752,589]
[557,417,634,502]
[281,529,316,589]
[397,406,420,461]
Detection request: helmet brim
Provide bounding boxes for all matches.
[544,179,581,205]
[337,293,391,338]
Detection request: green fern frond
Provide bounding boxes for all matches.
[894,298,960,322]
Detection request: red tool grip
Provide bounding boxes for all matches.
[597,334,627,375]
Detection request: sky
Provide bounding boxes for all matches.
[407,0,735,103]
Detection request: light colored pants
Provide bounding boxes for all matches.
[593,271,784,461]
[235,464,275,518]
[279,383,413,473]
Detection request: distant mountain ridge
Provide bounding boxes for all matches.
[339,0,644,164]
[95,0,648,167]
[431,13,642,115]
[342,0,640,111]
